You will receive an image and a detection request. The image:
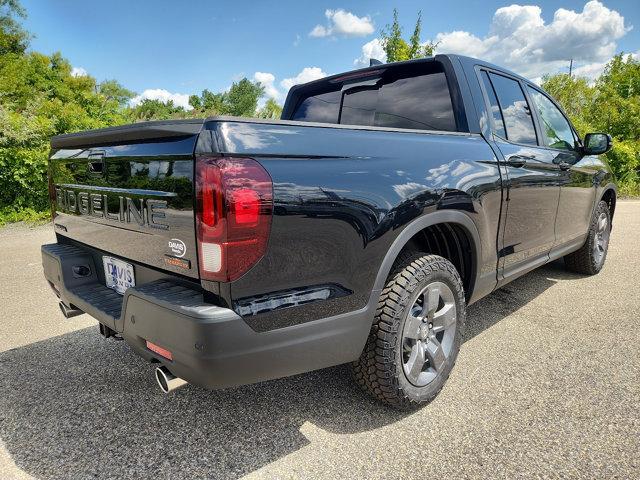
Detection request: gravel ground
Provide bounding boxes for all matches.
[0,202,638,480]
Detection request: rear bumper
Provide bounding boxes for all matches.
[41,242,372,389]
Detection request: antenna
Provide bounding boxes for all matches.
[569,58,573,78]
[369,58,383,67]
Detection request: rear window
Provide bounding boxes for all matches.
[291,62,457,132]
[292,90,341,124]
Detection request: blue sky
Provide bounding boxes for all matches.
[21,0,640,108]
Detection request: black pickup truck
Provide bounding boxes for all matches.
[42,54,616,408]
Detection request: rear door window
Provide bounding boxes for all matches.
[487,73,537,145]
[291,64,456,132]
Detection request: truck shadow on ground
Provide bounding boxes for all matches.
[0,261,579,479]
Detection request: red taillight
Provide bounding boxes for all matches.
[195,156,273,282]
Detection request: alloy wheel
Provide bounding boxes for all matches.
[593,212,610,266]
[402,281,457,387]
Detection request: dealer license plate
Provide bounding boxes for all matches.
[103,256,135,295]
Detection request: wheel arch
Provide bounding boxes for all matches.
[372,211,481,303]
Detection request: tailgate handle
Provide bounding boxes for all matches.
[88,152,105,174]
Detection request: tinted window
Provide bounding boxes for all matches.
[480,71,506,138]
[291,90,341,123]
[341,88,377,125]
[527,87,576,150]
[488,73,537,145]
[291,67,456,131]
[373,72,455,131]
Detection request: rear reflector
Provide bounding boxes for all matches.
[195,156,273,282]
[146,340,173,361]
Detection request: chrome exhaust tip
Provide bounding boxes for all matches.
[59,301,83,319]
[155,366,188,393]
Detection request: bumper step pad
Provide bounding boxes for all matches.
[41,243,207,331]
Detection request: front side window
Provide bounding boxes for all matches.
[291,64,456,132]
[488,73,537,145]
[527,87,576,151]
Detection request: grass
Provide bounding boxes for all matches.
[618,181,640,198]
[0,207,51,227]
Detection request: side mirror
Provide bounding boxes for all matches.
[583,133,612,155]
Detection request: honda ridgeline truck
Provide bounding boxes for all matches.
[42,55,616,408]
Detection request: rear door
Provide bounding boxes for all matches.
[49,122,202,279]
[478,70,562,282]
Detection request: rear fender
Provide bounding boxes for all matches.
[370,210,482,305]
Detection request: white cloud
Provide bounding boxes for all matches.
[433,1,629,79]
[71,67,88,77]
[310,25,329,38]
[130,89,192,110]
[253,71,281,100]
[571,49,640,82]
[354,38,387,67]
[280,67,327,92]
[572,61,608,80]
[309,9,374,38]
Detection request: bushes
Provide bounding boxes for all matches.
[607,140,640,196]
[0,145,49,211]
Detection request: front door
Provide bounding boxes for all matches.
[525,86,597,248]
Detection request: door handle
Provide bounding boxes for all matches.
[558,161,571,171]
[505,155,534,168]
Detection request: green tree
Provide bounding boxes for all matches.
[129,99,187,121]
[98,79,135,107]
[380,9,437,62]
[189,88,225,115]
[257,98,283,119]
[223,78,264,116]
[188,79,264,117]
[0,0,29,55]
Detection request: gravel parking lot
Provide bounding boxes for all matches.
[1,202,638,479]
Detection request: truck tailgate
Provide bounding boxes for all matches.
[49,120,204,280]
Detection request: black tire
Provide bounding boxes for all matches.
[564,200,612,275]
[352,252,466,409]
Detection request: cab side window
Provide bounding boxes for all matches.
[527,87,576,151]
[487,72,537,145]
